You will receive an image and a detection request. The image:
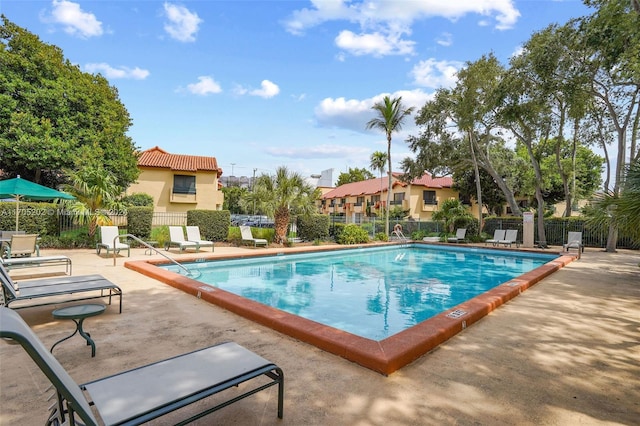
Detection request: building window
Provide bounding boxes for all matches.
[355,196,364,206]
[391,192,405,205]
[459,194,471,205]
[423,190,437,205]
[173,175,196,194]
[370,195,381,205]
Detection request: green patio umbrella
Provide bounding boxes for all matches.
[0,176,75,231]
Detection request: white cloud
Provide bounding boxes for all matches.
[283,0,520,57]
[234,80,280,99]
[264,144,370,160]
[335,30,415,57]
[45,0,103,38]
[185,76,222,95]
[436,32,453,47]
[163,2,202,42]
[84,63,150,80]
[410,58,463,89]
[314,89,431,133]
[251,80,280,98]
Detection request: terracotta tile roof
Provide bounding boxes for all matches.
[321,172,452,199]
[138,146,222,174]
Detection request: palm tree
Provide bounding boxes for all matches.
[243,166,319,244]
[369,151,387,214]
[431,198,474,234]
[586,158,640,243]
[62,167,124,238]
[366,96,415,236]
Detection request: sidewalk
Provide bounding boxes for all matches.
[1,245,638,425]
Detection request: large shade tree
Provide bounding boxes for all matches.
[242,166,319,244]
[366,96,414,236]
[0,17,139,188]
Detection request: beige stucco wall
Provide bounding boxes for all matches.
[126,168,223,213]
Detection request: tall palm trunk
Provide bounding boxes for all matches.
[274,206,289,244]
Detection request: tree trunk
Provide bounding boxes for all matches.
[274,206,289,244]
[474,145,522,216]
[469,132,483,232]
[386,135,392,237]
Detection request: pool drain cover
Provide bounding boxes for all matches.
[446,309,467,319]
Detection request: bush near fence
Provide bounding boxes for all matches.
[187,210,231,242]
[47,203,640,249]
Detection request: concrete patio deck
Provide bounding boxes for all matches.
[1,244,638,425]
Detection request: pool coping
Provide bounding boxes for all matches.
[125,244,577,375]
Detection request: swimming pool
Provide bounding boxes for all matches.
[126,243,574,375]
[160,246,555,340]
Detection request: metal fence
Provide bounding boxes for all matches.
[58,211,637,249]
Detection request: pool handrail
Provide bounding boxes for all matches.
[112,234,198,277]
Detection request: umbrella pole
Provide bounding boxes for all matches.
[15,196,19,231]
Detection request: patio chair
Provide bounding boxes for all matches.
[165,226,200,253]
[499,229,519,247]
[1,254,72,275]
[186,226,214,251]
[0,307,284,425]
[0,263,122,312]
[96,226,130,257]
[240,225,268,247]
[447,228,467,243]
[3,234,39,258]
[563,231,584,253]
[485,229,506,246]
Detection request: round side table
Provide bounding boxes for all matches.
[51,304,106,357]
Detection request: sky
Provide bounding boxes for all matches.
[1,0,593,184]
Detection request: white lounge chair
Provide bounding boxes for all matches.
[186,226,214,251]
[0,307,283,425]
[165,226,199,253]
[96,226,130,257]
[485,229,506,246]
[563,231,584,253]
[499,229,519,247]
[447,228,467,243]
[240,225,268,247]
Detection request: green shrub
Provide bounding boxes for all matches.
[375,232,388,242]
[127,206,153,240]
[297,214,329,241]
[336,224,370,245]
[187,210,231,241]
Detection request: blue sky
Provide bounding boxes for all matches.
[2,0,592,183]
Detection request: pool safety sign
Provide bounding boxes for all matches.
[523,212,534,248]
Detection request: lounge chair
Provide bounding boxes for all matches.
[96,226,130,257]
[563,231,584,253]
[240,225,268,247]
[186,226,214,251]
[0,307,284,425]
[2,233,39,258]
[499,229,519,247]
[485,229,506,246]
[1,254,72,275]
[447,228,467,243]
[1,263,122,312]
[165,226,200,253]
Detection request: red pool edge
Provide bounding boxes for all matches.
[125,247,576,376]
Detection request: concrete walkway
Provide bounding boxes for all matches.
[1,245,638,425]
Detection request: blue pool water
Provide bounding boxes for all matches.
[162,246,557,340]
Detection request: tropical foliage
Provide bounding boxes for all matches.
[366,96,414,236]
[61,167,125,238]
[242,166,319,244]
[431,199,475,234]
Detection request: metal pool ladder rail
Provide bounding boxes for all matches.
[112,234,201,278]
